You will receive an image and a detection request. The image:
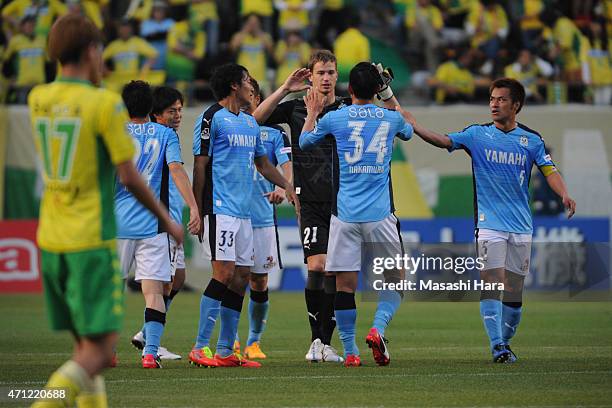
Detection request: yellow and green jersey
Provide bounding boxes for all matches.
[466,3,508,48]
[274,40,311,87]
[236,33,271,84]
[333,28,370,78]
[102,37,158,75]
[241,0,273,17]
[434,61,475,103]
[278,0,311,31]
[553,17,585,73]
[191,0,218,23]
[1,0,66,37]
[28,78,135,252]
[323,0,343,10]
[405,3,443,30]
[3,33,47,86]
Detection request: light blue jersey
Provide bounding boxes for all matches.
[193,104,266,219]
[251,125,291,228]
[169,136,184,224]
[448,122,556,234]
[300,104,413,223]
[115,121,183,239]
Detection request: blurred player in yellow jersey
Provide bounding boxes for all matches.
[30,14,183,408]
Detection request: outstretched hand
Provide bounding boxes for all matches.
[283,68,311,93]
[303,88,325,117]
[563,195,576,218]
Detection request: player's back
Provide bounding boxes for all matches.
[28,79,135,252]
[115,121,179,239]
[325,104,413,223]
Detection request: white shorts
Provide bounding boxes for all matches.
[326,214,403,272]
[202,214,254,266]
[477,228,532,275]
[169,236,185,275]
[252,226,282,274]
[117,233,172,282]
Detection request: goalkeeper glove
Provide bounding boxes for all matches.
[373,63,395,101]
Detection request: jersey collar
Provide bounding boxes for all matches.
[55,76,93,86]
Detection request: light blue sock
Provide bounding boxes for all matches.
[195,295,221,349]
[502,304,522,344]
[372,290,402,337]
[143,308,166,356]
[247,299,269,346]
[480,299,503,350]
[216,306,241,357]
[141,295,172,340]
[336,308,358,357]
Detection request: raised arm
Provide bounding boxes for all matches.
[253,68,310,124]
[395,105,453,149]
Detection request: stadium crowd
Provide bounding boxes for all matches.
[1,0,611,105]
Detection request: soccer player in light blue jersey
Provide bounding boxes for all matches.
[403,78,576,363]
[242,78,293,360]
[131,86,189,361]
[300,62,414,367]
[190,64,297,368]
[115,81,200,369]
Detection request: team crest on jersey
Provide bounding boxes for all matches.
[261,130,268,141]
[264,256,277,270]
[519,136,529,147]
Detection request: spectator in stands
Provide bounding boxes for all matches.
[514,0,546,52]
[166,8,206,83]
[275,0,316,41]
[191,0,220,57]
[65,0,108,31]
[438,0,473,44]
[241,0,274,34]
[504,49,553,103]
[582,18,612,105]
[315,0,346,50]
[2,0,65,38]
[230,13,274,92]
[140,1,175,71]
[429,48,476,104]
[541,10,586,83]
[405,0,444,72]
[103,19,158,90]
[274,30,311,88]
[465,0,509,75]
[333,11,370,83]
[2,15,47,103]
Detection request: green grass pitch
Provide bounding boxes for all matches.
[2,292,612,407]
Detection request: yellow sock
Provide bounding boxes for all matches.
[76,376,107,408]
[76,375,108,408]
[31,360,92,408]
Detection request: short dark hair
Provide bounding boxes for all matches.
[210,63,248,101]
[122,80,153,118]
[349,62,382,100]
[48,14,102,65]
[490,77,526,113]
[151,86,183,117]
[249,77,263,101]
[307,49,337,71]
